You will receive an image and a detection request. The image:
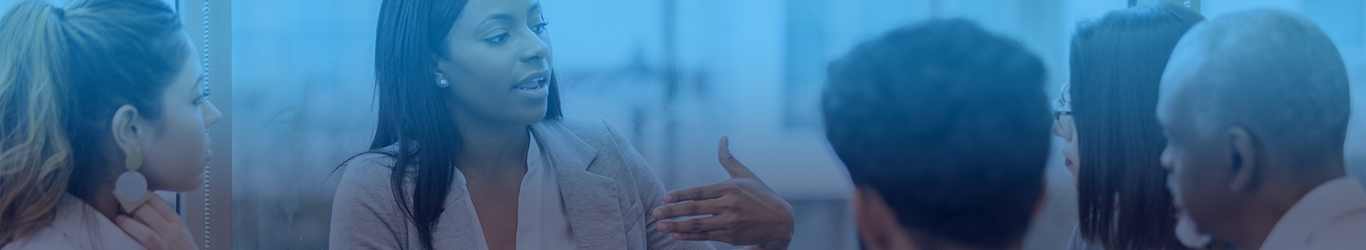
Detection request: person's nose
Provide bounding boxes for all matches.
[518,34,550,65]
[203,98,223,128]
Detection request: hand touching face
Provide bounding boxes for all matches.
[115,195,199,250]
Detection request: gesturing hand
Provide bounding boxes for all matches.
[653,136,795,250]
[115,194,199,250]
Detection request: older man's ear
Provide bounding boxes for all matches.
[1224,127,1260,194]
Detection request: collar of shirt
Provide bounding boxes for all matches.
[455,130,577,250]
[1260,177,1366,250]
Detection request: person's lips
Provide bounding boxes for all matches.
[513,70,549,90]
[512,70,550,98]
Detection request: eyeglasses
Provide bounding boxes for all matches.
[1053,84,1072,122]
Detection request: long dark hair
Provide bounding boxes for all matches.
[0,0,185,244]
[363,0,562,249]
[1069,3,1202,250]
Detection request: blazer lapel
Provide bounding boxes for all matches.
[530,120,627,250]
[443,169,484,250]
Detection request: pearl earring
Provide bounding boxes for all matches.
[438,79,449,87]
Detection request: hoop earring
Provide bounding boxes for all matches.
[113,148,151,212]
[438,79,449,88]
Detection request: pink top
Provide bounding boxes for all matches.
[1260,177,1366,250]
[1,194,145,250]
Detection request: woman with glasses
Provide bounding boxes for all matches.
[1054,3,1221,250]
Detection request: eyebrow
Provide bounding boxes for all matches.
[479,2,542,27]
[480,14,514,27]
[191,73,207,94]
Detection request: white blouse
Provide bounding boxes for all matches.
[456,131,577,250]
[1,194,145,250]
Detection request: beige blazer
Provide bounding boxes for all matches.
[0,194,145,250]
[329,117,714,250]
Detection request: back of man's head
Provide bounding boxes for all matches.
[822,19,1050,250]
[1162,10,1350,173]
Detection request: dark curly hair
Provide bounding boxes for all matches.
[822,19,1051,249]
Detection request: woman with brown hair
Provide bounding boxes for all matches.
[0,0,221,249]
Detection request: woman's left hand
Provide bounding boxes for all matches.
[653,136,794,250]
[115,195,199,250]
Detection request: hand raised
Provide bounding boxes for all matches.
[653,136,794,250]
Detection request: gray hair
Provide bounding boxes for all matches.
[1162,10,1350,166]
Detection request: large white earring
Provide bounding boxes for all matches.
[438,79,449,88]
[113,148,151,212]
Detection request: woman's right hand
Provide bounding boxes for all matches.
[654,136,794,250]
[115,195,199,250]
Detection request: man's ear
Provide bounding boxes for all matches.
[110,105,146,163]
[853,187,912,250]
[1226,127,1259,193]
[1032,173,1049,220]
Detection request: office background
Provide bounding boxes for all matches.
[226,0,1366,249]
[228,0,1366,249]
[3,0,1363,249]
